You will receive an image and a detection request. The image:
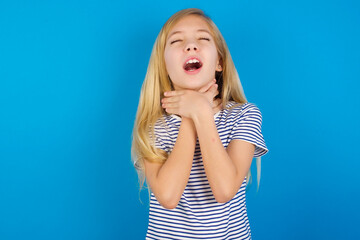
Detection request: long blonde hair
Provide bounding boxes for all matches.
[131,8,262,195]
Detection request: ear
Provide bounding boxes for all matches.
[216,59,223,72]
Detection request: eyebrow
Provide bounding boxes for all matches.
[167,29,211,39]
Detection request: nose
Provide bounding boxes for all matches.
[184,41,198,52]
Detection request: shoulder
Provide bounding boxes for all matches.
[154,114,180,130]
[225,101,269,157]
[153,114,181,141]
[222,101,262,120]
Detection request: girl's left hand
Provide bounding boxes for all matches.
[161,80,219,119]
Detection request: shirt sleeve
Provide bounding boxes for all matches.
[154,133,169,152]
[230,104,269,158]
[152,119,171,153]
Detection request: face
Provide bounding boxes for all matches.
[164,15,222,91]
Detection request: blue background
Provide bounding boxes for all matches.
[1,0,359,239]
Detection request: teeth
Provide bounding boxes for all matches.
[186,59,200,64]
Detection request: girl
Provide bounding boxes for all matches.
[132,8,268,240]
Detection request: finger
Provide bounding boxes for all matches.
[164,107,179,115]
[198,79,216,93]
[214,103,223,111]
[212,87,219,97]
[212,98,222,108]
[162,102,178,109]
[161,96,181,104]
[212,98,219,106]
[164,90,184,97]
[204,84,218,98]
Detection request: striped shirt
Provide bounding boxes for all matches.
[146,101,269,240]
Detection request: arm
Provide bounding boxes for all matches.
[161,80,255,203]
[192,107,255,203]
[144,117,196,209]
[146,80,220,209]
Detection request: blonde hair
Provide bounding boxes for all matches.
[131,8,262,197]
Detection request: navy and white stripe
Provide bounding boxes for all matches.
[146,101,268,240]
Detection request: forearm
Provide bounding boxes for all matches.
[192,108,238,203]
[154,117,196,207]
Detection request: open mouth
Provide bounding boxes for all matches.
[183,58,203,72]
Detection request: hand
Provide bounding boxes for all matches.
[161,79,220,119]
[198,79,222,114]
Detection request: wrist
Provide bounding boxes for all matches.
[191,103,213,127]
[181,116,196,133]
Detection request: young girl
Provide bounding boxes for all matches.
[132,8,268,240]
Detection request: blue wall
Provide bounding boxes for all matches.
[1,0,359,239]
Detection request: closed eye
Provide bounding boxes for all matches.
[170,39,182,44]
[170,37,210,44]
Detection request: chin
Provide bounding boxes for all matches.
[180,84,204,91]
[172,76,211,91]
